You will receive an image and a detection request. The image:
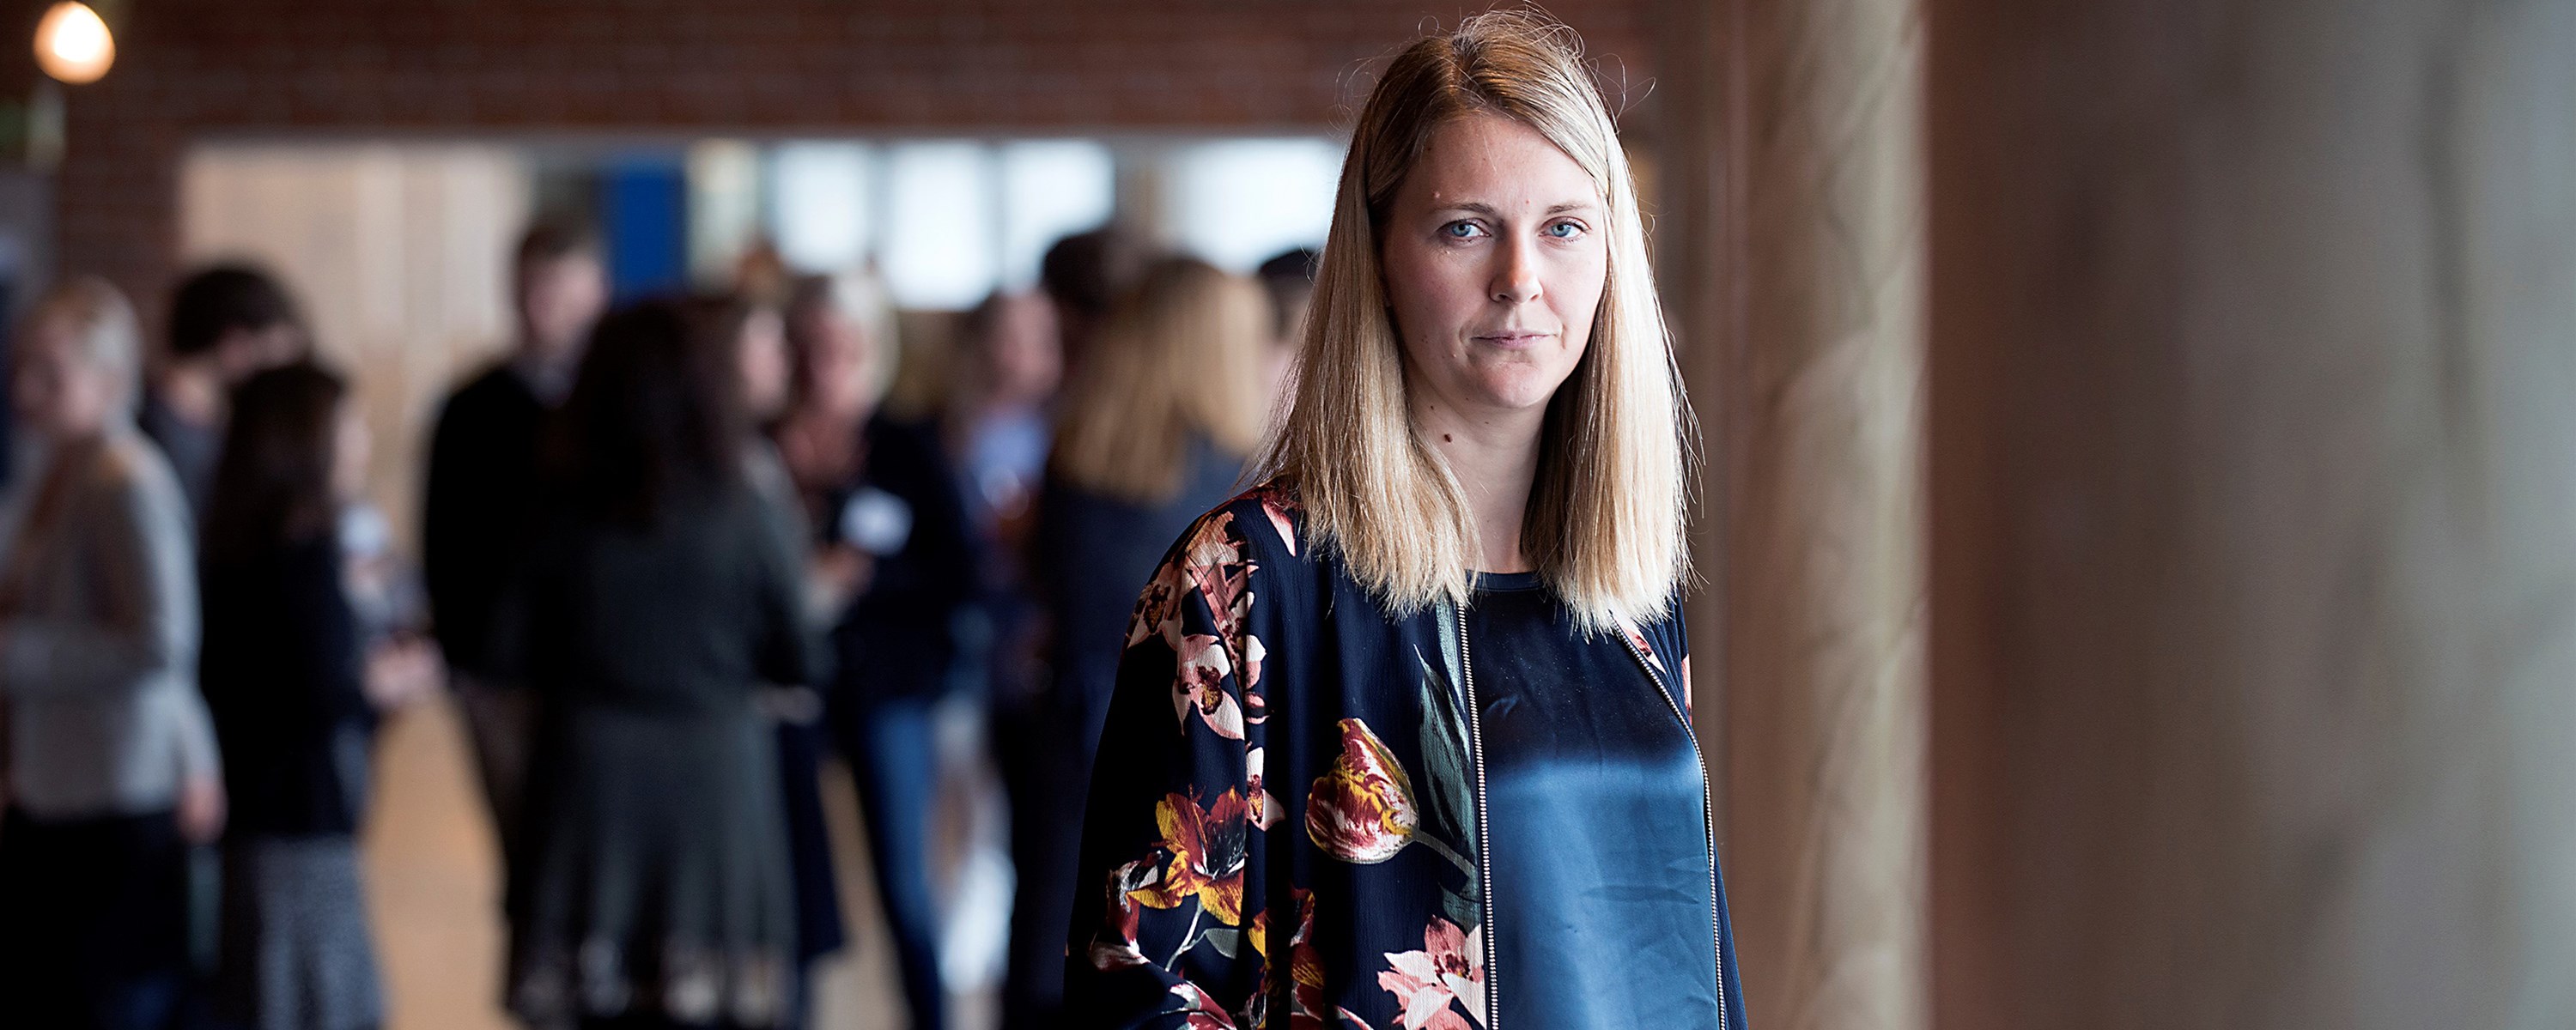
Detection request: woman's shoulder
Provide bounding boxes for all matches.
[80,430,188,512]
[1164,477,1309,573]
[1126,480,1309,639]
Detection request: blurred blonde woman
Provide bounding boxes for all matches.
[1004,258,1270,1028]
[0,277,224,1028]
[1066,13,1744,1030]
[775,271,980,1030]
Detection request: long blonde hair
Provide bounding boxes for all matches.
[1054,258,1272,504]
[1254,9,1692,631]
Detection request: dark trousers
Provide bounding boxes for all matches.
[0,806,193,1030]
[994,694,1096,1030]
[841,698,947,1030]
[775,714,845,1030]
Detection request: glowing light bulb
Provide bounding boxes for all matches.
[34,2,114,85]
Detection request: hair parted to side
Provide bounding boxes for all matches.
[1253,9,1693,632]
[1053,258,1272,505]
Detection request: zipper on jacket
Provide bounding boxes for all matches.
[1619,627,1728,1027]
[1454,604,1501,1030]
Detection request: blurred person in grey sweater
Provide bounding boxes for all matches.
[0,276,224,1030]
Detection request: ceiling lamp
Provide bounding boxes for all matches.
[34,2,114,85]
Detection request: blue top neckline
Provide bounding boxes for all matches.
[1472,570,1546,592]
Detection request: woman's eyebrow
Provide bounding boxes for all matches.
[1437,200,1602,217]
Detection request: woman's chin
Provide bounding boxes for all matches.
[1463,375,1574,415]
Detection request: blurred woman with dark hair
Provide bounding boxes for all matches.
[495,300,816,1030]
[1000,257,1272,1029]
[683,293,846,1028]
[198,360,440,1030]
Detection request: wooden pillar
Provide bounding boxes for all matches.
[1660,0,1929,1026]
[1928,1,2576,1027]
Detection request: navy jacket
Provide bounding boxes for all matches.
[1064,481,1746,1030]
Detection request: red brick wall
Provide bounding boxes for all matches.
[51,0,1656,314]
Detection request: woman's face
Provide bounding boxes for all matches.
[793,306,873,420]
[12,318,119,439]
[1379,112,1607,422]
[737,308,790,421]
[982,293,1061,409]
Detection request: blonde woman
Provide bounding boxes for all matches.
[1010,258,1272,1027]
[0,277,224,1027]
[1065,13,1743,1030]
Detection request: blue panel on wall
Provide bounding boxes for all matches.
[600,157,688,303]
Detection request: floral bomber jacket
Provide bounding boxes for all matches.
[1063,481,1747,1030]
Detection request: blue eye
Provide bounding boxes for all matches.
[1443,221,1486,240]
[1546,221,1586,239]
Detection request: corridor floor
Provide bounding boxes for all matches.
[361,693,999,1029]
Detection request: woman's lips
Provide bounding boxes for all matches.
[1472,331,1552,346]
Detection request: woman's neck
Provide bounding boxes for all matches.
[1413,395,1545,574]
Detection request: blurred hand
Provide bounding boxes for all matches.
[756,684,827,726]
[365,636,445,711]
[809,544,875,614]
[177,774,226,845]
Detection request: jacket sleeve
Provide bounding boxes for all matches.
[420,390,474,667]
[171,670,222,785]
[1063,506,1272,1029]
[280,543,374,732]
[482,507,566,694]
[749,495,824,690]
[0,459,199,703]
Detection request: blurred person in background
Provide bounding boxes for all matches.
[773,271,895,555]
[422,221,609,881]
[1066,13,1743,1028]
[999,258,1271,1030]
[948,288,1060,732]
[775,272,975,1030]
[688,292,846,1028]
[1255,245,1321,393]
[0,277,223,1030]
[947,289,1061,545]
[492,299,814,1030]
[141,264,309,514]
[198,360,440,1030]
[945,288,1061,1003]
[1036,227,1147,380]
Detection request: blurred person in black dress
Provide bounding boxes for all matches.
[686,293,846,1028]
[422,221,608,879]
[198,360,440,1030]
[773,273,975,1030]
[492,298,814,1030]
[139,265,308,514]
[998,258,1272,1029]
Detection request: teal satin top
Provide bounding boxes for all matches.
[1469,572,1724,1028]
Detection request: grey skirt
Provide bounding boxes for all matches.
[217,834,385,1030]
[507,706,797,1030]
